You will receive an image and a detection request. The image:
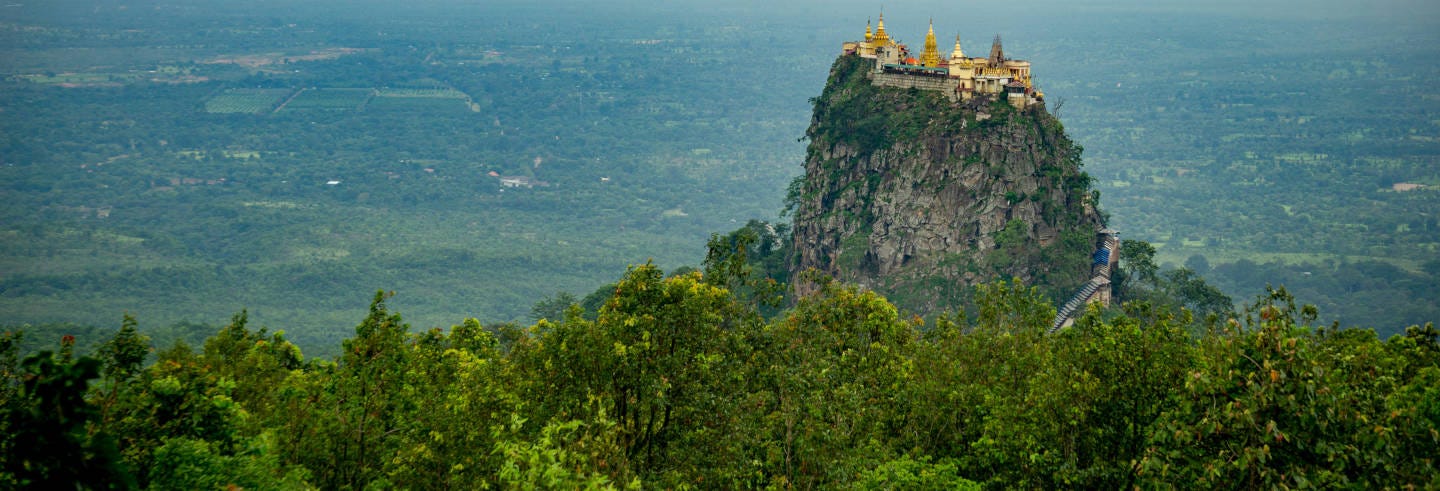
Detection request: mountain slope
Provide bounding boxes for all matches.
[790,54,1103,311]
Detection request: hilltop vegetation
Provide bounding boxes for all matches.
[3,254,1436,488]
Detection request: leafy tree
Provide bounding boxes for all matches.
[509,262,760,485]
[1112,240,1232,326]
[0,262,1431,488]
[903,279,1058,486]
[702,220,787,314]
[96,315,151,425]
[99,315,151,385]
[268,292,414,489]
[330,291,412,489]
[105,340,261,487]
[199,310,304,424]
[752,278,917,487]
[1159,267,1234,320]
[904,281,1193,488]
[146,433,309,491]
[1140,288,1439,488]
[849,456,979,491]
[972,278,1056,333]
[530,291,579,323]
[0,331,21,416]
[1115,239,1159,299]
[491,413,637,490]
[579,283,617,320]
[605,264,741,477]
[2,352,133,489]
[1184,254,1211,274]
[1044,303,1193,488]
[382,319,516,488]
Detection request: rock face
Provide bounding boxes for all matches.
[789,55,1103,311]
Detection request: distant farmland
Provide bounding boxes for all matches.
[202,85,473,114]
[280,88,375,111]
[376,87,467,99]
[204,88,293,114]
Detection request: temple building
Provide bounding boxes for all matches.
[842,14,1043,108]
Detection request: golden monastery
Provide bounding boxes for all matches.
[842,14,1043,108]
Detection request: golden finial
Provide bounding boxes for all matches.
[920,17,942,67]
[873,10,892,47]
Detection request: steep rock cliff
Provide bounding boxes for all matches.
[789,55,1103,311]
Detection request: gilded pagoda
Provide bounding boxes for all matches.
[842,14,1044,107]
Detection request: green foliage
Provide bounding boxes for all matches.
[0,270,1430,488]
[834,229,872,272]
[1207,258,1440,334]
[1117,239,1234,323]
[1119,239,1160,291]
[377,319,514,489]
[108,343,251,485]
[984,219,1032,275]
[809,55,890,153]
[850,456,979,491]
[98,315,150,385]
[0,331,22,417]
[146,434,310,491]
[973,278,1056,333]
[318,290,414,488]
[1159,267,1234,319]
[751,280,917,488]
[530,291,579,323]
[902,280,1193,488]
[1139,287,1440,488]
[702,220,789,315]
[491,414,636,490]
[2,352,133,489]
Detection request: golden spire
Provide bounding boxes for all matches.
[865,19,873,42]
[920,18,942,67]
[873,12,891,47]
[951,34,964,59]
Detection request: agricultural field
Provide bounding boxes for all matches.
[376,87,468,99]
[366,94,472,113]
[203,88,292,114]
[280,88,375,111]
[13,71,141,86]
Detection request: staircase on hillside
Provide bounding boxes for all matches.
[1049,229,1119,333]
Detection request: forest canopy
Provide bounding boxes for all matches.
[3,254,1437,489]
